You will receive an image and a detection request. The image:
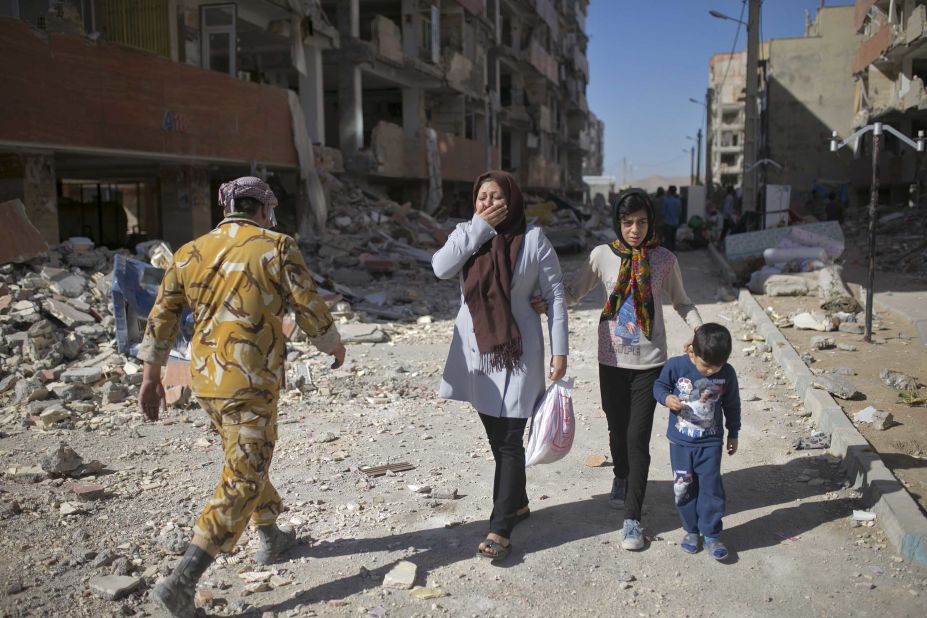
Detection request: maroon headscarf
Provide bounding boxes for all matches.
[463,171,527,374]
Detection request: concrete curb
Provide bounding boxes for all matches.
[737,288,927,565]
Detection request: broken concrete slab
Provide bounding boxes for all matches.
[0,199,48,264]
[383,561,417,589]
[792,311,834,331]
[42,298,95,328]
[810,375,859,400]
[810,336,836,350]
[339,323,390,344]
[88,575,142,600]
[61,367,102,385]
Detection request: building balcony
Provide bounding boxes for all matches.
[0,17,296,167]
[528,40,559,85]
[716,144,742,153]
[369,122,498,183]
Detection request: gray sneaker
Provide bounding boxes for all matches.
[620,519,645,551]
[609,477,627,509]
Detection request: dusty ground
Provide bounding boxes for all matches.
[758,290,927,517]
[1,249,926,618]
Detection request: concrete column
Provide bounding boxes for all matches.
[402,87,424,139]
[299,43,326,145]
[338,0,360,38]
[339,66,363,153]
[401,0,417,58]
[21,153,60,245]
[159,164,210,248]
[338,0,363,154]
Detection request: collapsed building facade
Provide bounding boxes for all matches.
[0,0,599,249]
[851,0,927,205]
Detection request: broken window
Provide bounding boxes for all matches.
[721,153,737,166]
[201,4,236,75]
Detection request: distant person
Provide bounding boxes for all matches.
[719,186,736,244]
[653,322,741,561]
[661,186,682,252]
[825,191,844,224]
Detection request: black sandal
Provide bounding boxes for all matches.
[476,539,512,563]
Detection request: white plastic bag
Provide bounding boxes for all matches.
[525,379,575,466]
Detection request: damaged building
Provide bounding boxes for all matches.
[0,0,600,249]
[851,0,927,205]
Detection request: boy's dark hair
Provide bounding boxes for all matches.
[692,322,732,366]
[228,196,265,216]
[668,185,677,194]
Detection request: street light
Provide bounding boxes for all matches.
[709,9,746,25]
[689,97,706,107]
[828,124,926,342]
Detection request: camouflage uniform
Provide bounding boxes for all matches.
[138,215,340,552]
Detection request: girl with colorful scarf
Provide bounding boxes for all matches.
[565,189,702,551]
[432,171,569,562]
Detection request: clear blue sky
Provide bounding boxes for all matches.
[586,0,854,183]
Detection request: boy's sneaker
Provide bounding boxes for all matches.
[608,477,627,509]
[680,532,700,554]
[620,519,645,551]
[704,536,729,561]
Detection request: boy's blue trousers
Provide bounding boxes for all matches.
[669,442,726,537]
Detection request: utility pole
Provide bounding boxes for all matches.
[706,88,714,200]
[690,147,695,186]
[742,0,760,214]
[696,128,703,185]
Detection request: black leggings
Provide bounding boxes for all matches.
[599,364,662,521]
[479,413,529,538]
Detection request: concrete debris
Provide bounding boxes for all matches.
[411,587,447,600]
[794,431,831,450]
[792,312,835,331]
[41,443,83,475]
[157,526,189,555]
[880,369,918,391]
[810,375,859,399]
[584,454,609,467]
[88,575,142,600]
[854,406,894,430]
[382,560,417,589]
[810,336,836,350]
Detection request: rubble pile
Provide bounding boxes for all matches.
[842,206,927,280]
[0,239,135,432]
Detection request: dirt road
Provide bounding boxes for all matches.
[1,249,924,617]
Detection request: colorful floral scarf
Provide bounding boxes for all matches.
[600,239,656,339]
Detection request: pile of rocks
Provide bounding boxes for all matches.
[0,238,142,432]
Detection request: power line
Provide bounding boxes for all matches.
[713,0,747,107]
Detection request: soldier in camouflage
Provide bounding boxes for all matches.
[137,176,345,617]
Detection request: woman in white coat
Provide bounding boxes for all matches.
[432,170,568,562]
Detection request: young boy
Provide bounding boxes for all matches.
[653,323,741,560]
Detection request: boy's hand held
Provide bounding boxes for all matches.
[727,437,738,455]
[665,394,685,411]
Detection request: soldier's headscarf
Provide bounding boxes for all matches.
[218,176,279,227]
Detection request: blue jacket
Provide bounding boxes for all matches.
[662,195,682,226]
[654,354,741,446]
